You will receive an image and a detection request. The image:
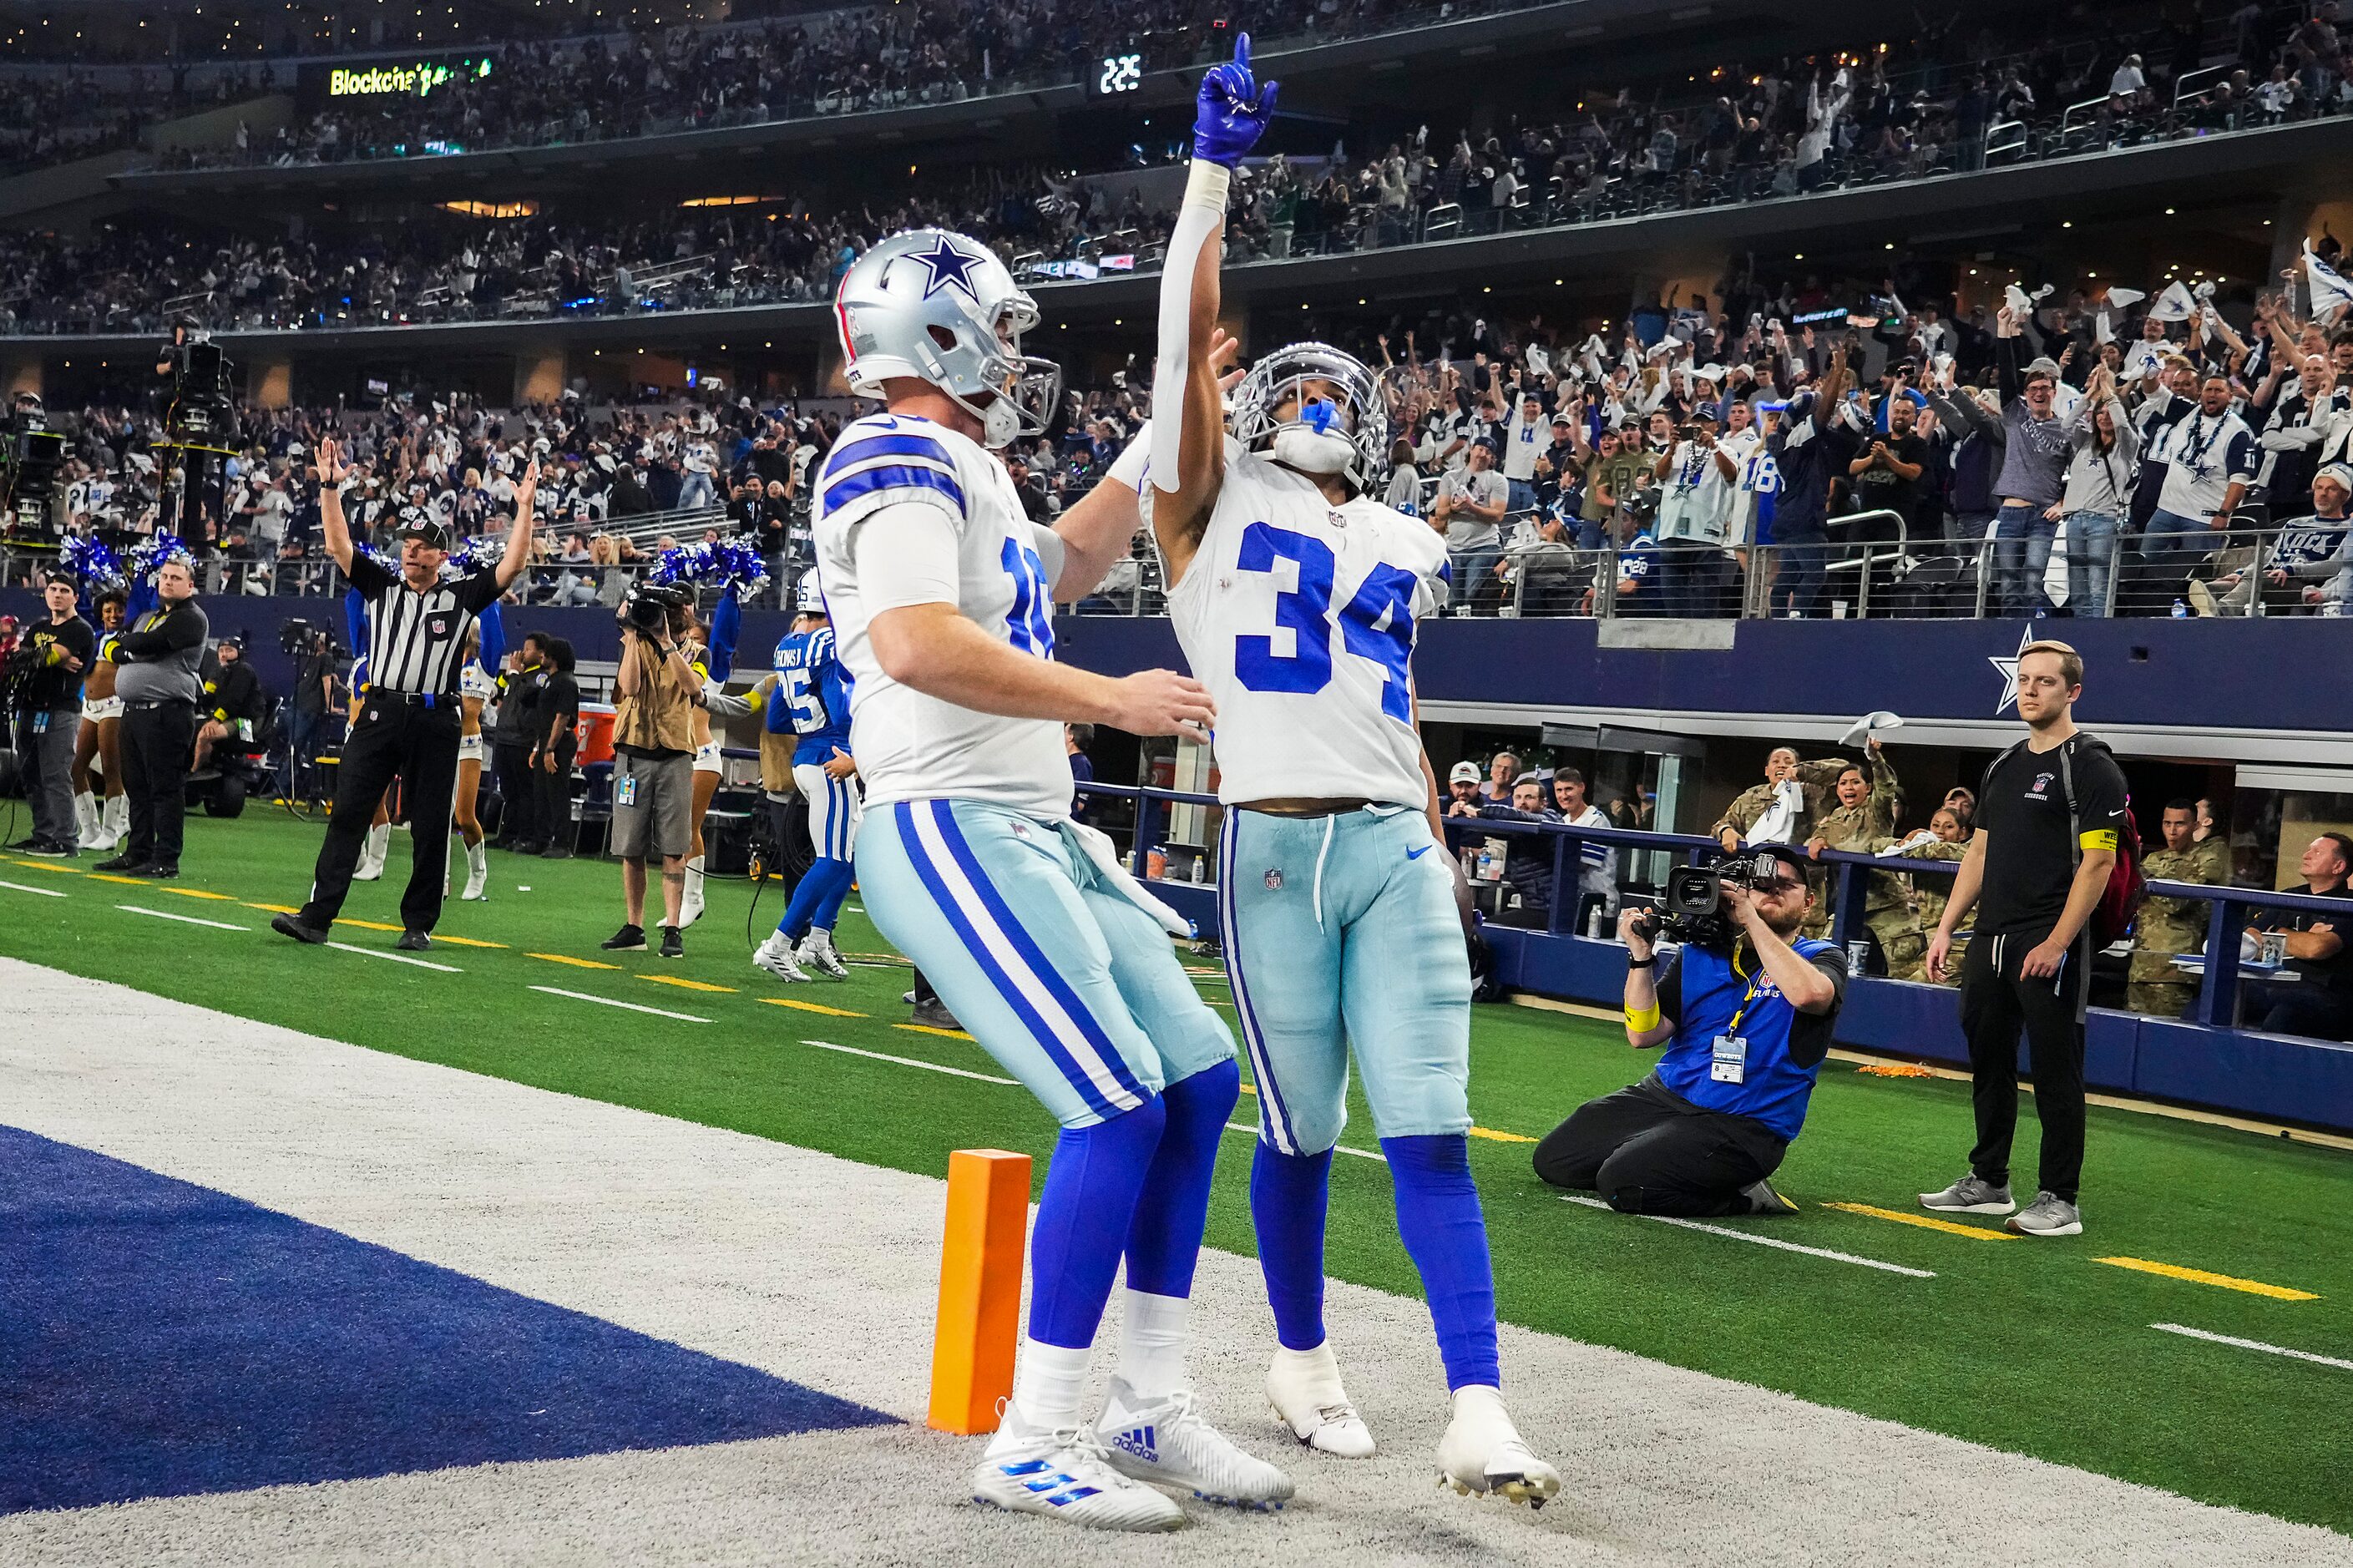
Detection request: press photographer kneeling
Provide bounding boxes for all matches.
[1533,843,1847,1217]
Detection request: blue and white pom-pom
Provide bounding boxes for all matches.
[58,534,127,590]
[126,532,193,581]
[446,532,509,580]
[648,536,769,602]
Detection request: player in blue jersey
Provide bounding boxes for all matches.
[754,571,860,982]
[815,222,1290,1530]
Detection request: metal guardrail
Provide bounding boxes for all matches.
[1085,778,2346,1038]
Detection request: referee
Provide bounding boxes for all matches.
[272,437,536,951]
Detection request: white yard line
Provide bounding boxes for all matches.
[529,984,709,1022]
[1558,1194,1935,1278]
[119,903,249,932]
[323,939,459,972]
[797,1038,1016,1085]
[0,879,66,898]
[2152,1323,2353,1373]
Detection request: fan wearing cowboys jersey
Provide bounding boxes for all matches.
[1144,36,1559,1507]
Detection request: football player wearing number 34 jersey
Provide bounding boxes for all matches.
[815,219,1293,1531]
[1140,33,1561,1508]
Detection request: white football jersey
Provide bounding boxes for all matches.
[813,412,1072,821]
[1162,441,1446,808]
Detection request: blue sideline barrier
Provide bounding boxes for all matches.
[1081,782,2353,1135]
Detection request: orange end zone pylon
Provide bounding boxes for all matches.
[928,1147,1032,1434]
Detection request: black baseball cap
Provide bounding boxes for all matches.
[397,513,451,551]
[1746,842,1810,882]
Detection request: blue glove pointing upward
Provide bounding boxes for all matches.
[1194,33,1278,167]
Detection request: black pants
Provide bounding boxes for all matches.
[121,700,195,868]
[2245,979,2353,1042]
[1958,928,2088,1202]
[493,740,538,845]
[534,738,576,850]
[300,695,462,933]
[1532,1075,1788,1217]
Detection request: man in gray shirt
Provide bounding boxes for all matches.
[1431,438,1510,613]
[101,557,208,878]
[1930,307,2071,614]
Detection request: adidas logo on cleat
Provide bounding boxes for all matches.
[993,1459,1102,1507]
[1108,1424,1157,1464]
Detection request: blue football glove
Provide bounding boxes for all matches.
[1193,33,1278,167]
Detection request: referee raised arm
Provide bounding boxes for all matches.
[272,438,536,951]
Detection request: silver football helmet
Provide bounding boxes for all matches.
[834,229,1060,449]
[795,569,827,616]
[1231,341,1389,495]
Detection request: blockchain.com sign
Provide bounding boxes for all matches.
[298,54,492,108]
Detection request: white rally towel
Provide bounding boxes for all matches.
[2305,243,2353,325]
[1746,778,1808,845]
[2147,281,2199,323]
[1065,820,1197,939]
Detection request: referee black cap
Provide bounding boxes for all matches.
[397,510,451,552]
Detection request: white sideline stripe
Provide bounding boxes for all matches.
[1223,1121,1384,1161]
[1559,1193,1935,1277]
[1,878,66,898]
[119,903,249,932]
[530,984,709,1022]
[324,939,459,972]
[799,1038,1015,1085]
[2152,1323,2353,1372]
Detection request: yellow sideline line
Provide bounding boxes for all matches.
[88,873,151,886]
[335,917,404,933]
[3,857,83,874]
[429,933,508,949]
[159,886,236,901]
[897,1023,976,1041]
[2097,1257,2320,1302]
[1823,1201,2016,1240]
[528,951,621,970]
[762,998,868,1018]
[245,902,301,913]
[640,974,736,994]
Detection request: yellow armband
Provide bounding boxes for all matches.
[2079,829,2118,852]
[1626,1002,1662,1033]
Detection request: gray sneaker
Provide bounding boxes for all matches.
[2006,1191,2082,1237]
[1919,1174,2016,1214]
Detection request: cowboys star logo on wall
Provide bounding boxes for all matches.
[1987,625,2043,715]
[906,235,984,301]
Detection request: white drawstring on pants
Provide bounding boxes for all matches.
[1311,813,1338,931]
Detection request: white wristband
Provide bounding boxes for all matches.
[1182,159,1232,214]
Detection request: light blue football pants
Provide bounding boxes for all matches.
[1218,806,1474,1154]
[857,797,1233,1128]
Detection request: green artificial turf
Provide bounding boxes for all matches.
[3,810,2350,1534]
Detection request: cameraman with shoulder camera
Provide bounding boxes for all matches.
[1532,843,1848,1216]
[601,583,700,959]
[271,438,535,952]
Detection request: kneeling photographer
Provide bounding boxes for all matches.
[601,581,700,959]
[1533,843,1847,1217]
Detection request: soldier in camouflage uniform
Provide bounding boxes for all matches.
[2129,800,2229,1018]
[1712,746,1853,852]
[1891,808,1971,986]
[1803,741,1924,977]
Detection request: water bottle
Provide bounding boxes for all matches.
[2170,598,2189,618]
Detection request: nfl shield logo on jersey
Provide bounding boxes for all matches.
[1265,869,1283,890]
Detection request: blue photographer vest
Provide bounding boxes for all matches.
[1653,935,1839,1141]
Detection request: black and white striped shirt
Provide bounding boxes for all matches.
[346,554,503,699]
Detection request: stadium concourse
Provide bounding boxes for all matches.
[3,816,2352,1562]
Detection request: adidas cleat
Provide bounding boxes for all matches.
[797,930,850,980]
[1268,1341,1376,1458]
[1092,1378,1293,1510]
[971,1409,1184,1532]
[1436,1385,1560,1508]
[752,932,810,982]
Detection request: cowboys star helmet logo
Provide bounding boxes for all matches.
[906,235,984,301]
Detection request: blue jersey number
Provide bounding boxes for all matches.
[780,655,826,735]
[1232,523,1415,721]
[1001,535,1055,657]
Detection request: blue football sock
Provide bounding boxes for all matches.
[1122,1058,1237,1297]
[812,859,856,932]
[775,857,850,942]
[1382,1132,1501,1390]
[1027,1095,1167,1348]
[1249,1141,1334,1353]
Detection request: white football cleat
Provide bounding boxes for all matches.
[797,928,849,980]
[461,841,489,901]
[355,822,391,882]
[1093,1378,1293,1510]
[972,1408,1185,1532]
[752,930,810,983]
[1436,1385,1559,1507]
[1267,1342,1375,1458]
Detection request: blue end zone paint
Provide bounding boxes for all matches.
[0,1126,894,1515]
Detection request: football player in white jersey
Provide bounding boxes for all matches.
[817,226,1292,1531]
[1141,35,1561,1506]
